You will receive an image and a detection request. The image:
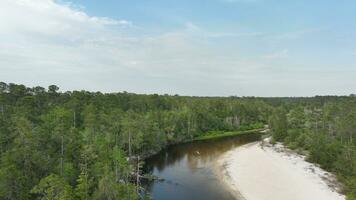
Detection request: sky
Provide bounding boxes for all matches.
[0,0,356,96]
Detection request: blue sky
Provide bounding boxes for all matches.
[0,0,355,96]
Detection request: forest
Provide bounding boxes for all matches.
[0,82,269,200]
[0,82,355,200]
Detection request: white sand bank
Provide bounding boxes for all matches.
[216,139,345,200]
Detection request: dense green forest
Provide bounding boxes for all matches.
[269,96,356,200]
[0,82,269,200]
[0,82,355,199]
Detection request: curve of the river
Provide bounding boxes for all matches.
[143,133,261,200]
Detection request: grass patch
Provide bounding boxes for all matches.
[194,128,265,141]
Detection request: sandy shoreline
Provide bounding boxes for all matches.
[215,139,345,200]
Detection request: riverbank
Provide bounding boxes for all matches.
[215,138,346,200]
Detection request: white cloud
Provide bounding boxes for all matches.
[263,49,289,59]
[0,0,255,95]
[271,28,325,41]
[223,0,259,3]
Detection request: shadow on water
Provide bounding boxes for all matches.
[143,133,261,200]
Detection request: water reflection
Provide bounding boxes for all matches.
[144,133,261,200]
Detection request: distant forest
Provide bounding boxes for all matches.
[0,82,355,200]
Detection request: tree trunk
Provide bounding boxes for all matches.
[136,156,140,194]
[115,132,119,182]
[73,111,76,128]
[61,135,64,176]
[84,157,88,200]
[128,129,132,159]
[187,116,191,139]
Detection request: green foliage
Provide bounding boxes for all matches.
[92,169,138,200]
[269,107,288,141]
[31,174,73,200]
[308,132,342,170]
[346,177,356,200]
[75,169,93,200]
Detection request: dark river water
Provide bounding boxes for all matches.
[143,133,261,200]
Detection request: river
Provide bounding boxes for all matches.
[143,133,261,200]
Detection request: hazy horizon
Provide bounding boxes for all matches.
[3,81,355,98]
